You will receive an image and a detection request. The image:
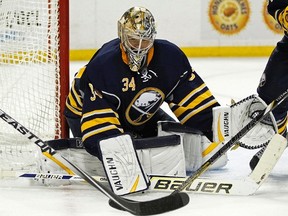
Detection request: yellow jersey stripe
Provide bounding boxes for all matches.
[82,108,119,120]
[81,117,121,131]
[71,82,83,107]
[65,101,82,116]
[277,116,287,135]
[68,92,82,110]
[180,99,218,124]
[82,125,123,142]
[75,66,86,78]
[186,89,213,108]
[178,83,206,106]
[174,90,213,116]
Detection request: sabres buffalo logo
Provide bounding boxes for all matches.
[126,88,164,125]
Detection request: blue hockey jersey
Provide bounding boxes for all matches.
[65,38,220,156]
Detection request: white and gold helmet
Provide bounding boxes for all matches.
[118,7,156,72]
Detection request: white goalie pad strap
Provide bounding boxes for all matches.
[212,95,278,149]
[99,134,149,196]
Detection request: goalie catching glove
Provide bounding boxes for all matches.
[213,95,278,149]
[98,134,149,196]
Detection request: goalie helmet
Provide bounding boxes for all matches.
[118,6,156,72]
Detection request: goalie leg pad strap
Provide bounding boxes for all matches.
[99,134,149,196]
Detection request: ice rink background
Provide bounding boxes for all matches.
[1,57,288,216]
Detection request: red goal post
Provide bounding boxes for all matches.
[58,0,70,139]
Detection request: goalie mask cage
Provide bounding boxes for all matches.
[0,0,69,175]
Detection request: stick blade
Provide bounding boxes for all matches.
[249,133,287,185]
[109,192,189,215]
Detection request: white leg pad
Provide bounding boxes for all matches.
[202,136,228,169]
[137,140,186,176]
[157,122,203,172]
[181,133,203,172]
[158,121,228,171]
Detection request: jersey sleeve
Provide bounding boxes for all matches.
[168,68,220,140]
[80,78,124,157]
[65,67,86,117]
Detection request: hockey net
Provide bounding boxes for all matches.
[0,0,69,178]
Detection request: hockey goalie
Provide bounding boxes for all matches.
[59,6,286,195]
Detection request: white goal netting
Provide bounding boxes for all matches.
[0,0,68,177]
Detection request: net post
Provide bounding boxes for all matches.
[58,0,70,138]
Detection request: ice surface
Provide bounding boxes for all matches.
[0,58,287,216]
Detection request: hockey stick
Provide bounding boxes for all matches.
[16,132,287,196]
[108,90,288,211]
[0,109,189,215]
[16,131,284,196]
[172,89,288,194]
[14,173,259,195]
[61,157,189,215]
